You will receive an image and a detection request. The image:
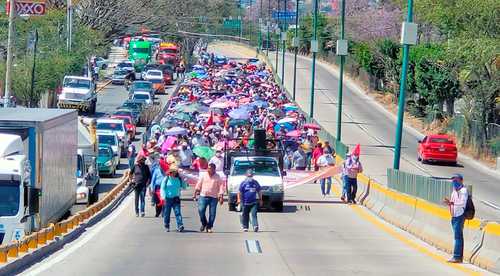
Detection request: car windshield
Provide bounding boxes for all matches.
[148,71,162,77]
[63,78,91,89]
[97,122,124,132]
[114,111,132,117]
[430,138,453,144]
[98,135,117,145]
[132,47,150,54]
[150,79,162,84]
[232,160,280,176]
[118,63,132,68]
[0,180,20,217]
[120,118,131,124]
[133,82,152,90]
[161,49,177,54]
[122,103,141,110]
[114,70,127,76]
[133,94,150,100]
[99,148,112,156]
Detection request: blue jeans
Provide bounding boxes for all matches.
[134,187,146,215]
[320,177,332,195]
[128,157,135,169]
[240,203,259,229]
[344,177,357,202]
[452,214,465,259]
[306,152,312,170]
[342,175,349,198]
[198,196,218,229]
[163,197,183,229]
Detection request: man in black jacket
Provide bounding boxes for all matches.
[129,155,151,217]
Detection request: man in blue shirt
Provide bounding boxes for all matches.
[237,169,263,232]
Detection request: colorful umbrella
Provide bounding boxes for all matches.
[286,130,302,137]
[193,146,215,160]
[171,112,192,121]
[277,117,297,124]
[164,126,187,136]
[303,123,321,130]
[228,108,251,120]
[228,119,248,127]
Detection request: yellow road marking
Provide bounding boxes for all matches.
[96,80,112,93]
[330,183,482,276]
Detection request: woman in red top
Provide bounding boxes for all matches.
[312,143,324,172]
[192,157,208,171]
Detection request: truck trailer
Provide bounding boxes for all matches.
[0,108,77,244]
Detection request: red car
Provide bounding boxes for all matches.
[110,115,136,140]
[417,134,458,165]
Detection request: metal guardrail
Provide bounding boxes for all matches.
[387,168,454,205]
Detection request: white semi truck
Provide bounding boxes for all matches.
[0,108,77,244]
[57,76,97,114]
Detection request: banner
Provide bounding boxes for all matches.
[6,0,46,16]
[179,166,341,191]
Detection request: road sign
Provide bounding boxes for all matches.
[6,0,46,16]
[223,19,241,29]
[272,11,296,20]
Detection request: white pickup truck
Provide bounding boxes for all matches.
[58,76,97,114]
[226,156,285,212]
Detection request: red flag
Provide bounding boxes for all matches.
[352,144,361,156]
[189,93,196,102]
[205,112,214,128]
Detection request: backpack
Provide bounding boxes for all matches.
[464,195,475,220]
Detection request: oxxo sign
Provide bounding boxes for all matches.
[6,0,46,16]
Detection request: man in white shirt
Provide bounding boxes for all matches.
[316,147,335,196]
[209,150,224,171]
[443,173,468,263]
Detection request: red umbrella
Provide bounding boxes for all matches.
[286,130,302,137]
[303,123,321,130]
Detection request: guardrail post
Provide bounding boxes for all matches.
[37,230,47,245]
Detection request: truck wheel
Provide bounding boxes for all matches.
[228,203,236,212]
[273,202,284,212]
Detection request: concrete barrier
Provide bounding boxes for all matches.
[362,180,386,215]
[378,187,417,231]
[355,174,370,204]
[472,222,500,273]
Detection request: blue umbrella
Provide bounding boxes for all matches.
[250,100,269,108]
[274,122,295,133]
[229,108,250,120]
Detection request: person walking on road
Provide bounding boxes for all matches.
[160,168,187,232]
[194,163,225,233]
[341,145,363,204]
[237,169,263,232]
[129,155,151,217]
[316,147,336,197]
[444,174,468,263]
[292,145,307,170]
[127,144,137,170]
[149,161,166,217]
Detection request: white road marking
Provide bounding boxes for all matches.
[481,200,500,211]
[21,194,133,276]
[245,240,262,254]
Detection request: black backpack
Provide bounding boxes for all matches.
[464,195,475,220]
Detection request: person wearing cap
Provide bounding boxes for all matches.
[443,174,468,263]
[194,163,225,233]
[160,168,187,232]
[179,142,193,169]
[237,169,263,232]
[341,146,363,204]
[129,154,151,217]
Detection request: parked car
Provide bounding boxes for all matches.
[96,119,129,157]
[141,64,159,79]
[97,144,117,177]
[96,131,121,165]
[110,114,136,140]
[214,55,228,66]
[417,134,458,165]
[129,81,154,99]
[116,61,135,73]
[119,100,145,126]
[132,91,153,106]
[113,109,138,125]
[95,57,109,69]
[112,68,128,85]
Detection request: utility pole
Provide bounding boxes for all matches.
[266,0,271,57]
[309,0,318,118]
[292,0,299,100]
[275,0,280,75]
[238,0,243,42]
[280,0,287,85]
[393,0,417,169]
[30,29,39,107]
[67,0,73,51]
[4,0,16,107]
[258,0,263,52]
[336,0,346,142]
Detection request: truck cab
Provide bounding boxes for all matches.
[0,134,39,244]
[76,119,100,205]
[58,76,97,114]
[129,40,153,71]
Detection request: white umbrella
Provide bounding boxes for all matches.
[277,117,297,124]
[164,126,188,136]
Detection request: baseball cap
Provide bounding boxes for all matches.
[451,173,463,180]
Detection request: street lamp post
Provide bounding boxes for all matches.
[393,0,417,169]
[258,0,263,52]
[336,0,346,142]
[266,0,271,57]
[30,29,39,106]
[3,0,16,107]
[309,0,318,118]
[292,0,300,101]
[280,0,287,85]
[275,0,280,75]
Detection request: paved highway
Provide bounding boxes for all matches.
[208,43,500,221]
[20,46,491,276]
